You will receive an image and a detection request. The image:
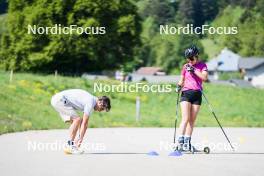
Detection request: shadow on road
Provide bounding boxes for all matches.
[84,152,264,155]
[84,152,147,155]
[210,152,264,155]
[179,152,264,155]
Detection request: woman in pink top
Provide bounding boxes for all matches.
[176,45,208,151]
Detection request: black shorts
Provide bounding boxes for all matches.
[180,90,202,105]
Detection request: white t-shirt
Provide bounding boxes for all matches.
[59,89,97,116]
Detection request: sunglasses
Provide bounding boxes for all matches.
[188,58,194,61]
[187,55,198,61]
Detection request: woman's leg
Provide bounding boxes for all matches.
[184,104,200,149]
[185,104,200,136]
[178,101,191,146]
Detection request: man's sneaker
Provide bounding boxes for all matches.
[64,145,84,154]
[64,141,84,154]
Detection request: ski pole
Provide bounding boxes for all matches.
[173,92,180,144]
[202,92,235,151]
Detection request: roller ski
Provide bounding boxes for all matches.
[174,144,210,154]
[174,137,210,154]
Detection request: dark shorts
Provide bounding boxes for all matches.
[180,90,202,105]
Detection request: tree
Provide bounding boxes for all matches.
[211,4,264,57]
[177,0,218,27]
[140,0,176,25]
[1,0,141,74]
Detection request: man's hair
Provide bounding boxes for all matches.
[98,96,111,112]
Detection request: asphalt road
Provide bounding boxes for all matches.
[0,128,263,176]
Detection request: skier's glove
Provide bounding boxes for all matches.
[186,64,195,73]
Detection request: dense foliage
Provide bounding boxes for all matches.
[210,1,264,57]
[0,0,141,73]
[0,0,263,74]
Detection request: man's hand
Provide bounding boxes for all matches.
[75,138,83,148]
[186,64,195,73]
[176,84,182,93]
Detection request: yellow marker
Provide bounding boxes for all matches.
[63,147,72,155]
[238,137,246,144]
[202,136,209,143]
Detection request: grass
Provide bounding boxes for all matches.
[218,72,242,80]
[0,71,264,134]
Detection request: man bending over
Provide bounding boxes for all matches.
[51,89,111,154]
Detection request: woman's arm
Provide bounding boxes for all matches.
[194,70,208,81]
[176,75,185,93]
[178,75,185,86]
